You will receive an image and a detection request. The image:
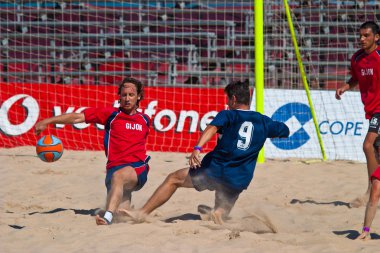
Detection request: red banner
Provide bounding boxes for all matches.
[0,83,225,152]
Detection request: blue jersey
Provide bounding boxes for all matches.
[201,109,289,191]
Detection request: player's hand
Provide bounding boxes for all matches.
[335,87,345,100]
[355,231,371,240]
[34,121,47,135]
[335,84,350,100]
[189,150,201,169]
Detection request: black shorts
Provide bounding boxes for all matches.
[368,113,380,134]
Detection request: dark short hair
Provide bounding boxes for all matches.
[118,77,144,107]
[224,79,251,105]
[374,136,380,149]
[360,21,380,36]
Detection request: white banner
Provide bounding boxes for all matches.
[257,89,367,162]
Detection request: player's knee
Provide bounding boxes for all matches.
[166,171,186,186]
[363,141,374,154]
[112,167,134,184]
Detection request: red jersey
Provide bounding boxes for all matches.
[84,107,150,170]
[350,45,380,119]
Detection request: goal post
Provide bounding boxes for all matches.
[283,0,327,161]
[255,0,326,162]
[254,0,265,163]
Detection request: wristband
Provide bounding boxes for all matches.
[363,226,370,232]
[194,146,202,151]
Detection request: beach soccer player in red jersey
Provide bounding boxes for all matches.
[335,21,380,208]
[35,77,151,225]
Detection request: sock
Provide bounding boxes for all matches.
[103,211,113,224]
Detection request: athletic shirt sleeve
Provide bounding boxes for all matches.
[84,107,116,125]
[263,114,290,138]
[209,110,230,128]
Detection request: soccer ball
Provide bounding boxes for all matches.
[36,135,64,162]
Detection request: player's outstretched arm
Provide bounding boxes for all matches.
[35,113,85,135]
[189,124,219,168]
[266,118,290,139]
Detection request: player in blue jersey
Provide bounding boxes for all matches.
[121,80,290,224]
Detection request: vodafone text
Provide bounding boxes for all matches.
[0,95,217,136]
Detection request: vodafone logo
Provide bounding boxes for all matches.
[0,94,40,136]
[0,85,222,151]
[0,95,218,137]
[141,100,217,132]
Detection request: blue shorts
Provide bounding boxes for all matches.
[189,154,242,196]
[105,159,150,193]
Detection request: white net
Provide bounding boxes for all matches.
[0,1,254,86]
[1,1,379,161]
[265,1,377,90]
[263,1,379,161]
[0,0,254,153]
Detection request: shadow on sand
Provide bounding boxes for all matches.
[164,213,201,223]
[290,199,350,208]
[28,207,99,216]
[333,230,380,240]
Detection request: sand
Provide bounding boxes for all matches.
[0,147,378,253]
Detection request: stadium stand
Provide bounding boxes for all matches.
[0,1,378,88]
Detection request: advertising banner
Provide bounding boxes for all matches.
[1,83,367,161]
[0,83,225,152]
[259,89,366,162]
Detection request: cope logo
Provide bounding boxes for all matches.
[271,102,312,150]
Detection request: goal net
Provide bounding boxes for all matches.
[263,1,379,161]
[0,0,377,161]
[0,0,254,153]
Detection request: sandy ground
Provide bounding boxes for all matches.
[0,147,378,253]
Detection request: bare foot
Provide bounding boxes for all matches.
[349,193,369,208]
[115,208,132,216]
[355,232,371,241]
[198,204,212,221]
[198,205,227,224]
[210,211,224,225]
[118,209,146,223]
[95,215,110,225]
